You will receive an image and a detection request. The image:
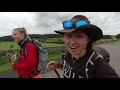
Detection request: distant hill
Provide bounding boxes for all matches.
[0,34,115,42]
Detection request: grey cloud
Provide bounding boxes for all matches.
[34,12,75,28]
[0,12,120,37]
[33,12,120,35]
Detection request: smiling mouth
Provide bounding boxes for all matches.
[69,46,78,49]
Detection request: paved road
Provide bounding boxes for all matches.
[100,42,120,76]
[0,42,120,78]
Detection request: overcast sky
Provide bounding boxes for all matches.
[0,12,120,37]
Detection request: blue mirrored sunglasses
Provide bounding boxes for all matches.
[62,20,90,29]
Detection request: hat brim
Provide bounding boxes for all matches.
[54,24,103,41]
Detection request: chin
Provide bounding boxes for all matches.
[69,50,77,55]
[71,52,77,56]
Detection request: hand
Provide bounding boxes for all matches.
[11,53,20,65]
[46,61,60,69]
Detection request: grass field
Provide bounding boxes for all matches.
[38,38,64,43]
[48,51,63,61]
[0,62,12,72]
[42,43,64,47]
[0,41,64,50]
[96,39,119,45]
[0,41,19,50]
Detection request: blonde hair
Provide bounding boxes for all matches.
[13,27,31,41]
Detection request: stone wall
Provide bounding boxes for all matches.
[0,50,15,58]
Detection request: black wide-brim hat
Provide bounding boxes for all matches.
[54,15,103,41]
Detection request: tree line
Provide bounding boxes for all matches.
[0,34,63,42]
[0,34,120,42]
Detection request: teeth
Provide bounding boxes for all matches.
[71,47,76,48]
[70,46,77,49]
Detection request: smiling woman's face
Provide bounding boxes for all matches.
[64,30,90,57]
[12,29,25,43]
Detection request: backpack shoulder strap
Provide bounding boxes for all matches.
[23,39,41,54]
[23,41,28,54]
[85,51,95,78]
[62,49,68,60]
[85,51,104,78]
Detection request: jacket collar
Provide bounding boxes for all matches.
[18,37,29,47]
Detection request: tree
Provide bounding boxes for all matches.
[116,34,120,39]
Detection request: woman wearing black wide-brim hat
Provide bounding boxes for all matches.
[47,15,119,78]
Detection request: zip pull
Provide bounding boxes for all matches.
[73,59,75,68]
[72,57,77,68]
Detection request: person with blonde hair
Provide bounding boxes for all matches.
[11,28,42,78]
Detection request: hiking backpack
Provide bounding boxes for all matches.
[23,38,48,73]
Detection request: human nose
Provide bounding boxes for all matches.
[69,36,77,44]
